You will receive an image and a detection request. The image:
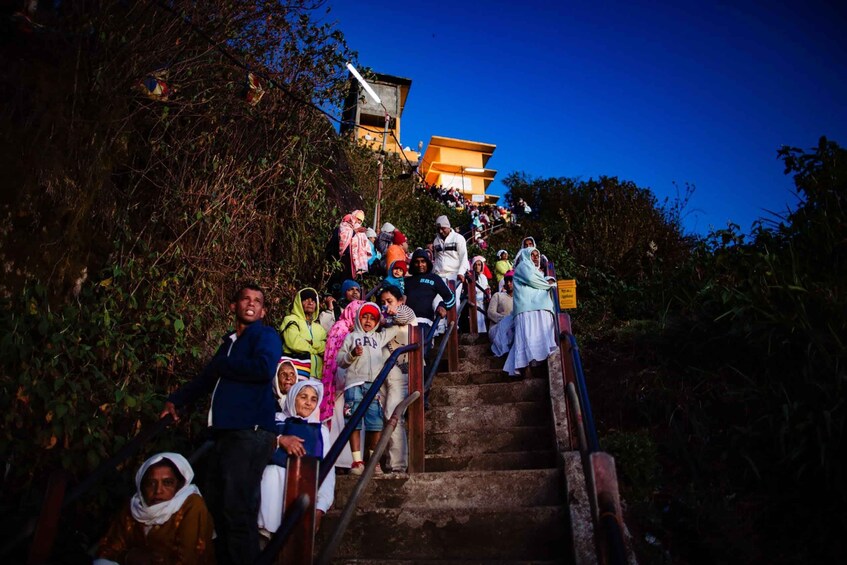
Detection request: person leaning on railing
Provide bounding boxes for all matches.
[404,248,455,351]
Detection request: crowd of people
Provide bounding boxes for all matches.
[92,210,560,565]
[417,182,537,252]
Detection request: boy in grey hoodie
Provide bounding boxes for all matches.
[336,302,408,474]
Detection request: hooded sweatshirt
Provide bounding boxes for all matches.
[336,303,405,390]
[404,248,456,321]
[321,299,365,421]
[280,288,328,379]
[382,259,407,293]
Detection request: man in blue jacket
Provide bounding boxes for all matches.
[161,283,281,565]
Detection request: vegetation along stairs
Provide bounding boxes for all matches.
[316,335,574,563]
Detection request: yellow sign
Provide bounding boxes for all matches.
[557,279,577,309]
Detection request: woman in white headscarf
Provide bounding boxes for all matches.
[503,246,558,377]
[258,380,335,538]
[94,452,215,564]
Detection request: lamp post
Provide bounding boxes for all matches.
[347,62,389,230]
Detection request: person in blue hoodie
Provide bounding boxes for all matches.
[382,259,407,294]
[160,283,281,565]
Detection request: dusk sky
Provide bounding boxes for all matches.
[324,1,847,235]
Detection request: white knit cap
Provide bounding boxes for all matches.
[435,215,450,228]
[381,222,395,233]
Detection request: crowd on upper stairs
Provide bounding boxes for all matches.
[92,205,560,565]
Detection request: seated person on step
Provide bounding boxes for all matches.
[94,452,215,565]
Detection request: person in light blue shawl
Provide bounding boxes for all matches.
[503,246,558,377]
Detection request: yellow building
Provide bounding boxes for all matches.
[420,136,499,204]
[340,72,420,164]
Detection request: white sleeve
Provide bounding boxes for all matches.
[317,425,336,513]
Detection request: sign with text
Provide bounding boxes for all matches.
[557,279,577,309]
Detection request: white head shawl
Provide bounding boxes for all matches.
[281,380,324,423]
[130,452,201,530]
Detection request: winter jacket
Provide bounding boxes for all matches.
[336,304,404,389]
[280,288,327,379]
[405,249,456,321]
[168,321,281,432]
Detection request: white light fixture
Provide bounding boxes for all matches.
[464,167,485,173]
[346,62,381,105]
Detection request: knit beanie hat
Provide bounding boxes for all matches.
[300,288,318,303]
[341,279,361,295]
[435,215,450,228]
[358,302,381,323]
[391,260,408,274]
[393,230,407,245]
[365,227,377,239]
[381,222,395,233]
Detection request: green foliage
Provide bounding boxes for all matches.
[493,173,694,334]
[631,138,847,560]
[0,254,222,506]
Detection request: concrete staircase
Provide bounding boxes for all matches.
[316,337,573,564]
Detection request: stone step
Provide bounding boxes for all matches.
[458,332,490,346]
[318,506,568,561]
[424,451,557,472]
[332,468,563,509]
[426,426,555,455]
[332,559,562,565]
[458,355,502,372]
[428,379,548,407]
[458,343,494,359]
[435,369,535,386]
[425,401,550,431]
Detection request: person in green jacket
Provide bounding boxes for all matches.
[280,288,327,380]
[493,249,513,290]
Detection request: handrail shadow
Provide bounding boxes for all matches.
[314,391,421,565]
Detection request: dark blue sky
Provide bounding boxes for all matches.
[324,1,847,235]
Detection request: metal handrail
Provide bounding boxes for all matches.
[1,413,182,558]
[423,298,466,393]
[424,322,456,394]
[425,312,445,343]
[546,262,626,563]
[567,334,600,453]
[315,391,421,565]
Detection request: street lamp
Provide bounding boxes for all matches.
[347,62,390,230]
